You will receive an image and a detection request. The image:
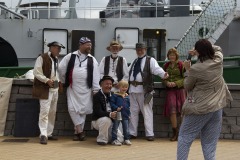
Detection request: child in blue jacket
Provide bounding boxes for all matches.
[110,80,131,145]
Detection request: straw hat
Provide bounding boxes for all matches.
[106,41,123,51]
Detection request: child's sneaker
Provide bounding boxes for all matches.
[124,140,132,145]
[112,140,122,146]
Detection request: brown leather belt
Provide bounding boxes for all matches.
[129,81,143,87]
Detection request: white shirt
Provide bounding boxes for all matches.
[58,50,100,92]
[128,56,166,93]
[99,55,129,83]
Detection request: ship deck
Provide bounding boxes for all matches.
[0,136,239,160]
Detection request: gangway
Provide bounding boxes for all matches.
[175,0,237,59]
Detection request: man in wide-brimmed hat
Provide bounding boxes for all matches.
[58,37,100,141]
[33,41,65,145]
[99,40,129,92]
[128,42,169,141]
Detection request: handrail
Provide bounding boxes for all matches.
[5,3,203,19]
[0,4,26,19]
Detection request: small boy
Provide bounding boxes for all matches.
[110,80,131,146]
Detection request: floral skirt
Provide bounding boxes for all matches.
[163,88,186,117]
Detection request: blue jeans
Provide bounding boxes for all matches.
[177,109,222,160]
[112,119,129,141]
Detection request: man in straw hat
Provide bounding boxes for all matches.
[128,42,168,141]
[58,37,100,141]
[33,41,65,144]
[99,40,129,92]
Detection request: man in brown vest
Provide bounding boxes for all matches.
[99,40,129,92]
[33,41,65,145]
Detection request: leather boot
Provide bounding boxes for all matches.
[170,128,178,141]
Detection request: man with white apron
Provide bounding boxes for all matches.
[59,37,100,141]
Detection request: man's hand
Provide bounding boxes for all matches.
[110,111,117,119]
[113,83,119,89]
[47,79,54,88]
[162,72,169,80]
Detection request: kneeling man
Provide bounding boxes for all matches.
[91,75,117,145]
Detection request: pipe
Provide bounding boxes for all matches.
[15,0,23,13]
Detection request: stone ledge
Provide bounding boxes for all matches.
[13,79,33,85]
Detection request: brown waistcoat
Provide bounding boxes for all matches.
[32,53,52,99]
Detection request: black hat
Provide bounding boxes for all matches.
[47,41,65,49]
[136,42,147,49]
[99,75,114,85]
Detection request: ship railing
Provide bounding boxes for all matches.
[27,9,39,19]
[175,0,237,59]
[7,2,204,19]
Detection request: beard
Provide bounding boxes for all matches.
[111,53,118,58]
[84,48,91,54]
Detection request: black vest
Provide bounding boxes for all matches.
[104,56,123,82]
[65,53,93,88]
[129,56,154,93]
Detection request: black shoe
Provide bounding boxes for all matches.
[130,135,137,139]
[97,142,107,146]
[40,135,47,145]
[48,136,58,140]
[146,136,155,141]
[73,134,79,141]
[78,131,86,141]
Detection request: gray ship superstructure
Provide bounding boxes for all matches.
[0,0,239,67]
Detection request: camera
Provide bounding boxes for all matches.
[187,54,192,60]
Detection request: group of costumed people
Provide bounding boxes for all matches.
[33,37,232,160]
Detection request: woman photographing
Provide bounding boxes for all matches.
[177,39,232,160]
